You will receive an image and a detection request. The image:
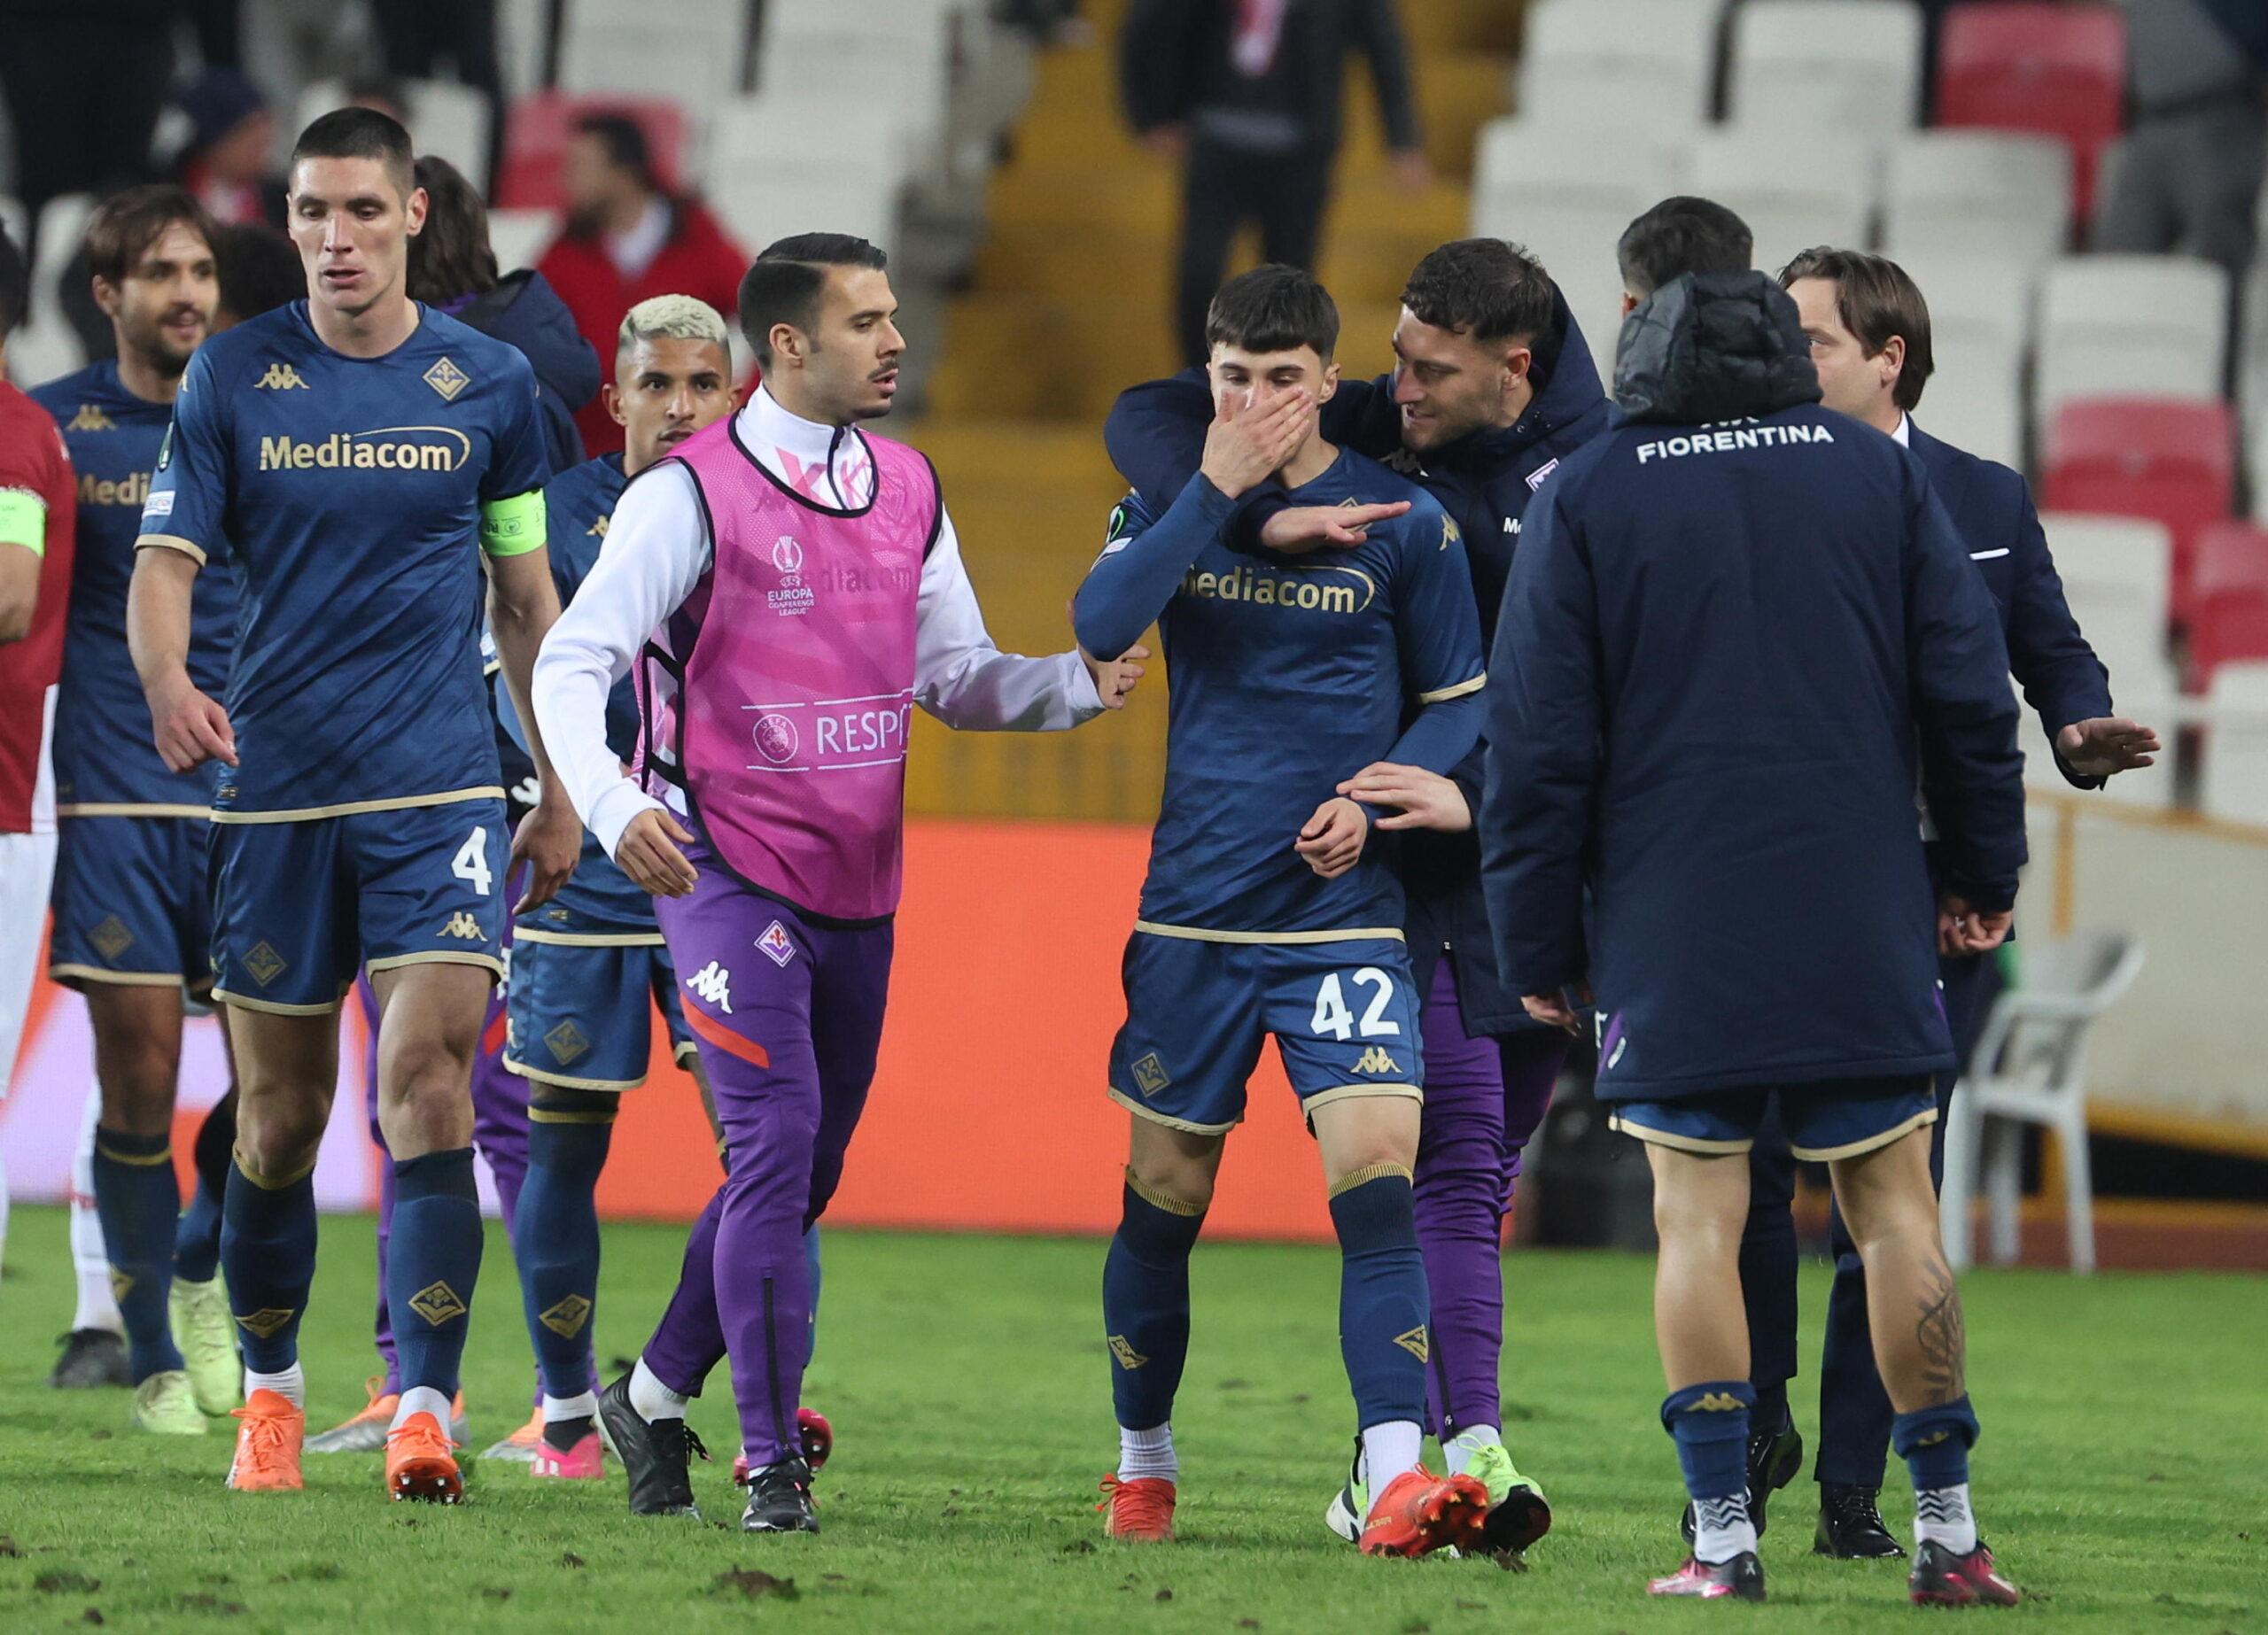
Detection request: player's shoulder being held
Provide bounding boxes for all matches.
[1333,449,1455,557]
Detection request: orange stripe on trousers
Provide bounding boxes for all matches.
[684,999,771,1070]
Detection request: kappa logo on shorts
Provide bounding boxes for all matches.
[1130,1052,1171,1097]
[423,355,470,401]
[1108,1335,1149,1371]
[1353,1045,1402,1077]
[242,941,287,988]
[254,362,308,391]
[545,1020,591,1065]
[408,1281,468,1327]
[235,1306,295,1339]
[89,915,136,960]
[757,921,796,967]
[539,1294,593,1338]
[1392,1326,1430,1363]
[442,912,484,941]
[686,960,734,1014]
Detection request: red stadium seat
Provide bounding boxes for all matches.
[496,91,688,212]
[1936,3,2124,222]
[2186,522,2268,688]
[2039,397,2235,628]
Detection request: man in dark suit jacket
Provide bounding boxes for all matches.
[1724,249,2162,1561]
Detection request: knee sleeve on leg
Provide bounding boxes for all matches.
[1891,1394,1978,1492]
[517,1089,616,1399]
[91,1126,184,1381]
[388,1147,483,1397]
[1103,1170,1206,1430]
[1327,1166,1427,1432]
[1662,1380,1756,1503]
[221,1149,319,1374]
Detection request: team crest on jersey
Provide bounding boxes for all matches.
[423,355,470,400]
[254,362,308,391]
[1130,1052,1171,1097]
[1526,457,1560,492]
[66,403,116,433]
[757,921,796,967]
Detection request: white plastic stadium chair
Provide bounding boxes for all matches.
[298,78,493,187]
[1880,129,2071,267]
[2201,661,2268,825]
[710,96,913,195]
[757,5,955,186]
[0,196,26,254]
[560,0,751,113]
[1940,928,2145,1275]
[2030,513,2180,807]
[713,164,901,264]
[1687,128,1878,279]
[1513,0,1725,136]
[1730,0,1924,141]
[1895,252,2034,469]
[9,193,94,386]
[485,208,559,274]
[2034,255,2228,433]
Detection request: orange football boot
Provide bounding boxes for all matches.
[1357,1467,1489,1558]
[384,1410,464,1504]
[226,1389,306,1492]
[1098,1474,1177,1541]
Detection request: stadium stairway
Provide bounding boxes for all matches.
[906,0,1524,824]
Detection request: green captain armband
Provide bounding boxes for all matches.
[479,489,547,557]
[0,487,47,555]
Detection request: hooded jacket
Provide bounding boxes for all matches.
[1102,289,1612,1034]
[1480,271,2025,1102]
[452,268,602,477]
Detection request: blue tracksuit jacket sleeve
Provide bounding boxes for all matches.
[2004,485,2115,789]
[1479,484,1596,994]
[1905,469,2028,913]
[1382,516,1486,775]
[1071,474,1236,660]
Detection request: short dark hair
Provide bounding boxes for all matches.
[0,221,26,341]
[84,185,221,289]
[1618,197,1753,298]
[1778,245,1936,413]
[739,233,889,365]
[1204,263,1339,360]
[1401,237,1555,346]
[575,112,661,190]
[407,155,499,303]
[216,224,306,323]
[291,105,416,199]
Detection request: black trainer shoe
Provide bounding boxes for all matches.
[1815,1483,1906,1559]
[1648,1552,1767,1601]
[1681,1419,1803,1545]
[1909,1538,2020,1607]
[49,1329,130,1389]
[741,1456,819,1534]
[596,1373,706,1518]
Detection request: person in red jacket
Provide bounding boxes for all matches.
[537,114,747,455]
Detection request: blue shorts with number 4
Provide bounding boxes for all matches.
[208,796,509,1013]
[1609,1073,1939,1161]
[505,918,695,1092]
[1107,931,1425,1135]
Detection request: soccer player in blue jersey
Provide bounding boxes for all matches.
[1071,265,1492,1557]
[30,186,242,1433]
[127,106,581,1503]
[495,293,733,1481]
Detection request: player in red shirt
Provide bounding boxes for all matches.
[0,221,80,1267]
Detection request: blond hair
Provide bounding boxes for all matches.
[617,294,732,361]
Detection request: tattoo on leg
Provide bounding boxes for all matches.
[1915,1256,1966,1404]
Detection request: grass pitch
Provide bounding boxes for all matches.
[0,1205,2258,1631]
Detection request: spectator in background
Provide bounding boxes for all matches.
[172,69,287,230]
[410,156,602,474]
[1119,0,1430,364]
[214,223,307,331]
[2095,0,2268,283]
[537,115,745,456]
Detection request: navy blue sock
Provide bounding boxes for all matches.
[91,1127,186,1382]
[389,1148,483,1397]
[220,1151,318,1374]
[1892,1394,1979,1492]
[1102,1173,1206,1430]
[175,1178,224,1283]
[1662,1380,1756,1502]
[514,1097,615,1401]
[1327,1166,1428,1431]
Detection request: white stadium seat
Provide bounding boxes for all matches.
[0,195,25,254]
[1687,128,1878,278]
[2201,662,2268,825]
[1729,0,1923,140]
[297,78,493,187]
[2032,512,2180,808]
[1513,0,1726,135]
[9,193,94,387]
[485,207,559,273]
[2034,255,2229,435]
[709,95,915,195]
[1894,252,2035,469]
[559,0,751,114]
[1881,129,2071,266]
[712,163,901,264]
[757,5,955,181]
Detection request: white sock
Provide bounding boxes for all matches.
[392,1384,453,1430]
[542,1391,599,1427]
[1693,1493,1759,1561]
[245,1363,305,1408]
[1361,1420,1424,1495]
[69,1084,122,1334]
[1115,1422,1176,1483]
[1442,1424,1502,1476]
[628,1357,689,1422]
[1915,1483,1977,1554]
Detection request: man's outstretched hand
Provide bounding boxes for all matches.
[2056,716,2160,779]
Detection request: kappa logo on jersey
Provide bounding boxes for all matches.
[254,362,309,391]
[1354,1045,1402,1076]
[441,912,483,941]
[686,960,734,1014]
[408,1281,468,1326]
[1130,1051,1171,1097]
[66,403,117,433]
[1440,514,1460,549]
[757,921,796,967]
[1383,446,1426,477]
[1108,1335,1149,1370]
[423,355,470,401]
[586,514,609,537]
[1392,1326,1430,1362]
[257,426,472,473]
[1526,456,1560,492]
